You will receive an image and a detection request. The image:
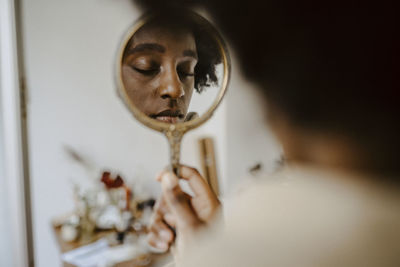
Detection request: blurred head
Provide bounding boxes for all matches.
[137,1,400,176]
[122,13,221,123]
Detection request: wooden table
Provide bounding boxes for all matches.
[53,225,171,267]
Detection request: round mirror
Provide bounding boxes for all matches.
[115,11,230,172]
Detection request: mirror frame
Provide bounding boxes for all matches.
[115,11,231,135]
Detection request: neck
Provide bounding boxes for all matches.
[275,124,369,176]
[267,106,399,179]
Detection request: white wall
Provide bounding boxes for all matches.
[225,58,282,193]
[22,1,280,266]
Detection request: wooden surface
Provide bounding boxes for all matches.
[198,137,220,196]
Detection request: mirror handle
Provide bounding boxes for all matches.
[165,130,183,176]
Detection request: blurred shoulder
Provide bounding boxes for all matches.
[183,166,400,267]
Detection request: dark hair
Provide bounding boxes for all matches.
[137,0,400,175]
[123,10,222,93]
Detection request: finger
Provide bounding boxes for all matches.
[147,232,169,251]
[157,198,185,228]
[160,172,202,230]
[179,166,215,198]
[153,196,170,217]
[163,212,176,227]
[154,197,178,228]
[156,169,169,182]
[150,198,165,224]
[149,220,174,243]
[157,166,215,201]
[152,193,177,228]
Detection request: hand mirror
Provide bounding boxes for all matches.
[115,11,230,174]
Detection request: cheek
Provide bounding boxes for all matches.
[122,65,157,96]
[182,80,195,107]
[122,65,141,90]
[121,66,160,115]
[183,79,195,96]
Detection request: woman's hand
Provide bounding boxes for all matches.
[147,165,221,252]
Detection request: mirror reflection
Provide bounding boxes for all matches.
[121,14,223,123]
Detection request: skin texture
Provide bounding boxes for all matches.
[121,24,198,123]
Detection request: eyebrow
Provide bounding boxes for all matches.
[126,43,166,55]
[126,43,198,60]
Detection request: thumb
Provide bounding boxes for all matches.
[160,172,202,231]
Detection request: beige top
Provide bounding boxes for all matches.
[179,166,400,267]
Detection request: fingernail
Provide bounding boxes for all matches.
[164,213,175,224]
[162,173,178,190]
[156,170,164,181]
[160,230,171,240]
[156,241,168,250]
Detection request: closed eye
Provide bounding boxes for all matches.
[178,71,195,82]
[179,71,195,77]
[177,65,195,80]
[131,66,160,76]
[177,59,196,81]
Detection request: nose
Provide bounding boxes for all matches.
[158,68,184,99]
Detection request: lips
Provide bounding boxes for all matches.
[150,109,184,124]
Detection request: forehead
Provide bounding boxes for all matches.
[130,24,196,52]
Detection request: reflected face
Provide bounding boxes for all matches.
[122,24,198,123]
